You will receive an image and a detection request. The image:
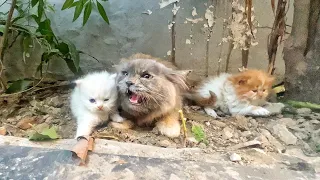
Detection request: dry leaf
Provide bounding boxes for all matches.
[0,127,6,135]
[17,116,38,130]
[72,136,95,165]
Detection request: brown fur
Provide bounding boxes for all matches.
[113,53,189,137]
[184,90,217,106]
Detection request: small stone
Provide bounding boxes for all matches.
[211,120,227,128]
[229,153,241,162]
[260,129,285,152]
[241,131,252,137]
[205,121,210,126]
[6,118,17,125]
[17,116,38,130]
[0,127,6,135]
[272,124,297,145]
[159,140,171,147]
[46,96,64,108]
[294,132,309,140]
[199,142,206,149]
[278,118,297,127]
[297,108,312,115]
[309,120,320,124]
[222,127,234,139]
[249,119,258,128]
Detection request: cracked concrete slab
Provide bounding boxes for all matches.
[0,136,318,180]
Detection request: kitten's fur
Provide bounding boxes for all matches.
[71,71,123,138]
[186,69,274,117]
[111,54,189,138]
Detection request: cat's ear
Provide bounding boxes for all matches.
[233,75,250,85]
[265,76,275,87]
[165,70,189,90]
[178,70,192,77]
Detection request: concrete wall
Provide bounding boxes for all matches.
[3,0,293,81]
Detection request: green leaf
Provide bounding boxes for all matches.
[38,0,44,19]
[28,127,59,141]
[191,125,208,145]
[31,0,39,7]
[37,19,54,42]
[5,80,33,94]
[61,0,74,10]
[96,1,109,24]
[64,40,80,71]
[83,1,92,26]
[31,14,40,24]
[286,100,320,111]
[70,1,79,8]
[73,0,84,22]
[56,42,69,55]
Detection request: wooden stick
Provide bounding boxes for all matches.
[178,110,187,147]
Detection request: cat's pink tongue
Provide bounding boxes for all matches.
[129,94,139,104]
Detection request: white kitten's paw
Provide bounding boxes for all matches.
[111,115,124,123]
[251,107,270,116]
[204,107,218,118]
[156,121,181,138]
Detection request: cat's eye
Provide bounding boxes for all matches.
[104,99,109,101]
[263,89,266,92]
[122,71,128,76]
[89,99,96,103]
[141,72,152,79]
[252,90,258,93]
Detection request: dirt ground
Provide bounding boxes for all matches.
[0,82,319,159]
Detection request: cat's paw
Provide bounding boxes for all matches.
[109,120,134,129]
[111,115,124,123]
[251,107,270,116]
[204,107,218,118]
[156,121,181,138]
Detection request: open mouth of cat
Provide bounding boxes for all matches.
[126,89,143,105]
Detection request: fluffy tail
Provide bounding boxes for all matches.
[184,90,217,106]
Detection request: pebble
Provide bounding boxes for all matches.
[296,108,312,115]
[159,140,171,147]
[199,142,207,149]
[241,131,252,137]
[249,119,258,128]
[222,127,234,139]
[205,121,210,126]
[272,124,297,145]
[229,153,241,162]
[278,118,297,127]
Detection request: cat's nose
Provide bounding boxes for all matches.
[97,105,103,110]
[126,81,134,87]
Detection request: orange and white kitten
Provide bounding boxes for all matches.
[187,69,274,117]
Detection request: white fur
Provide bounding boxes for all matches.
[197,73,270,117]
[70,71,123,138]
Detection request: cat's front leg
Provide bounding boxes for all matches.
[75,119,95,138]
[156,112,181,138]
[230,105,270,116]
[110,113,124,122]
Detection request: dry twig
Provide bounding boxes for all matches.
[178,109,187,147]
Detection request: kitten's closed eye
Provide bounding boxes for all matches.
[252,90,258,93]
[104,99,109,101]
[89,98,96,103]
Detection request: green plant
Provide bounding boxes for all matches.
[191,125,208,145]
[0,0,110,94]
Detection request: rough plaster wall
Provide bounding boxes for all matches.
[3,0,293,81]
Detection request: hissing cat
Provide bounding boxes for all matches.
[186,69,274,117]
[70,71,124,138]
[111,53,189,138]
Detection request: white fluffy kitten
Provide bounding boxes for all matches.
[71,71,124,138]
[190,69,274,117]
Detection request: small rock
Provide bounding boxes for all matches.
[199,142,206,149]
[249,119,258,128]
[241,131,252,137]
[6,118,17,125]
[311,129,320,144]
[211,120,227,128]
[17,116,38,130]
[297,108,312,115]
[222,127,234,139]
[260,129,285,152]
[0,127,6,135]
[272,124,297,145]
[159,140,171,147]
[205,121,210,126]
[279,118,297,127]
[229,153,241,162]
[46,96,63,108]
[294,132,309,140]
